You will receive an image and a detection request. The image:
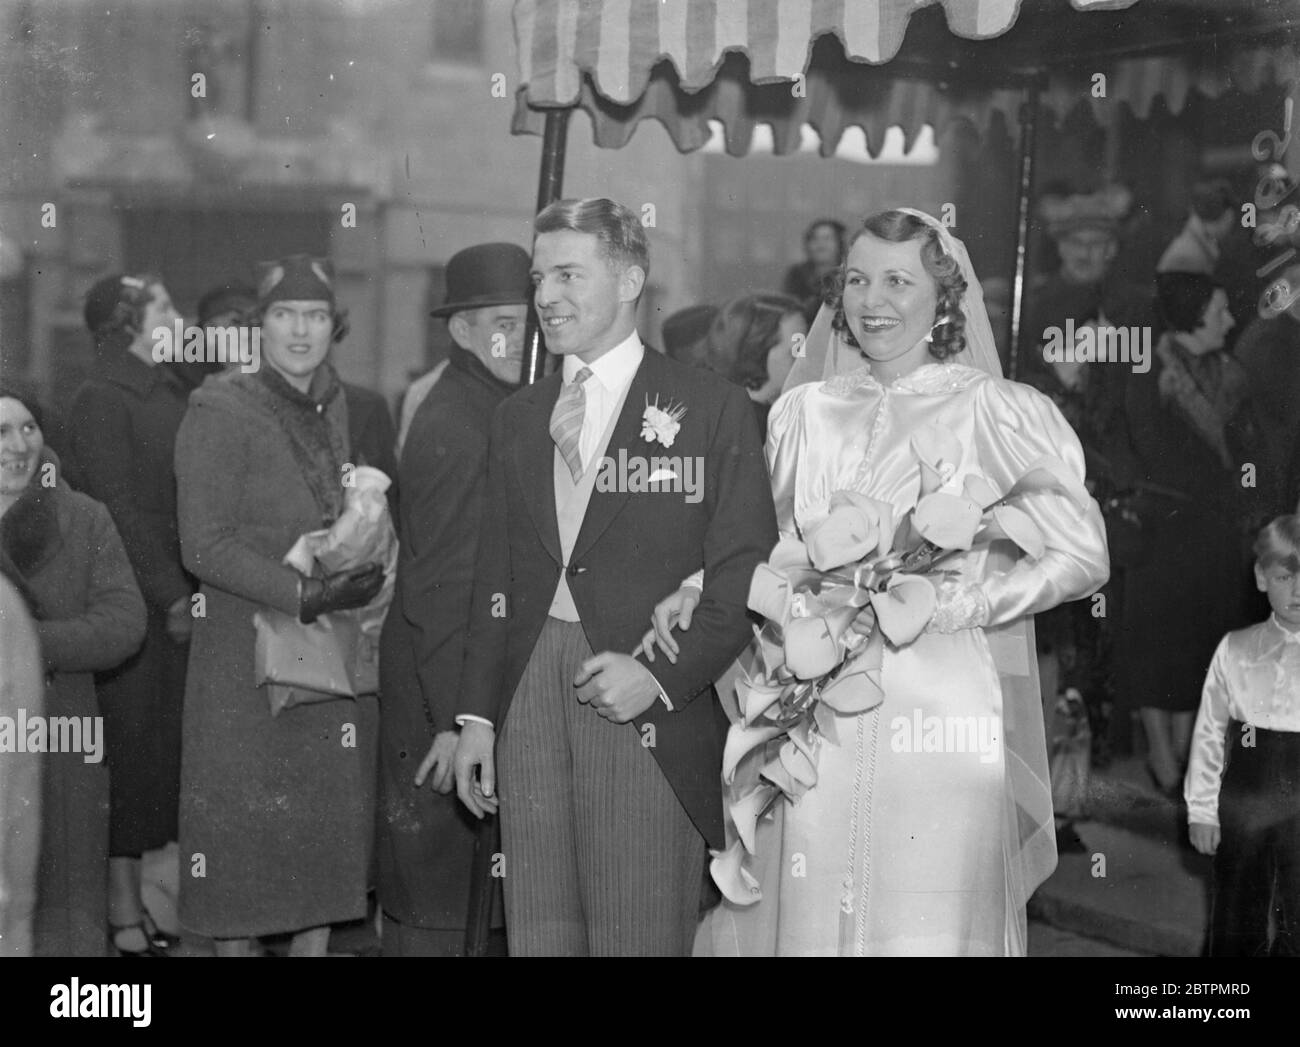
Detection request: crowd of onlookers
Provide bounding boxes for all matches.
[1,172,1297,956]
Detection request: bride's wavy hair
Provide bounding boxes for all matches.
[827,210,968,361]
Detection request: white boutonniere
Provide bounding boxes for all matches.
[641,395,686,448]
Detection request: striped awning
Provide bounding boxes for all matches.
[514,0,1140,107]
[512,0,1299,155]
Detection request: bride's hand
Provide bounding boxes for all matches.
[637,585,702,664]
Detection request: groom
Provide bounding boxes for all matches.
[452,197,777,955]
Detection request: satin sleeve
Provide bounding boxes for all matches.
[972,379,1110,627]
[1185,635,1234,828]
[765,383,812,541]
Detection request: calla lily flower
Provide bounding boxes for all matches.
[723,722,784,784]
[821,667,883,714]
[729,784,777,854]
[761,752,806,801]
[710,838,763,906]
[819,630,886,713]
[999,456,1091,514]
[747,563,792,622]
[828,491,896,560]
[962,472,1000,509]
[806,505,880,572]
[869,574,938,646]
[736,674,785,726]
[783,615,840,679]
[912,491,982,550]
[911,422,964,496]
[779,738,818,788]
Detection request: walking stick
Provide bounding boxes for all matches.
[463,814,498,956]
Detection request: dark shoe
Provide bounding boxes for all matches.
[109,922,169,957]
[140,912,181,951]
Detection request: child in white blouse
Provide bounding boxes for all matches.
[1186,514,1300,956]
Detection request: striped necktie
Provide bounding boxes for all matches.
[550,366,593,482]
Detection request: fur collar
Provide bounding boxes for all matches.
[227,363,350,525]
[0,462,61,580]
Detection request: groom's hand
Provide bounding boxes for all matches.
[574,652,662,724]
[453,721,499,819]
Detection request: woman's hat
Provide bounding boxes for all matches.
[1039,184,1133,241]
[256,255,336,308]
[83,273,153,334]
[431,243,531,318]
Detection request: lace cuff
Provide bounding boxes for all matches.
[925,576,990,634]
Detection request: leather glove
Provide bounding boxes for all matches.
[298,563,385,624]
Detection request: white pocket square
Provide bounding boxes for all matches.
[647,468,678,483]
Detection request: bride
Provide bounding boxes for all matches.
[644,209,1109,956]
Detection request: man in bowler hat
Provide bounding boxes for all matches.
[376,242,532,955]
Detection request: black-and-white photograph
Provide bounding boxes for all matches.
[1,0,1299,998]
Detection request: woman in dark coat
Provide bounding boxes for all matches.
[1022,309,1143,847]
[0,569,43,957]
[1021,307,1143,727]
[1119,273,1268,793]
[68,273,193,955]
[174,255,384,957]
[0,387,146,956]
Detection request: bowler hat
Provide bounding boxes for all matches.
[431,243,531,318]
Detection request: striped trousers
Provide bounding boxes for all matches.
[497,617,705,956]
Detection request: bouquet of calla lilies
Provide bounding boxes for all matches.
[710,421,1092,905]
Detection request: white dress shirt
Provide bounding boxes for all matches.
[1185,615,1300,827]
[562,329,645,472]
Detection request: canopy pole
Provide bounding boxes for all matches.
[1009,76,1044,381]
[524,108,573,385]
[463,105,573,959]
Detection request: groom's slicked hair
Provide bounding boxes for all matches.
[535,198,651,280]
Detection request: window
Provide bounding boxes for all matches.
[119,205,333,315]
[431,0,484,65]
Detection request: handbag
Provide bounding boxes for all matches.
[253,608,367,716]
[255,464,394,715]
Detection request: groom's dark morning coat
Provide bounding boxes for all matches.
[459,348,778,848]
